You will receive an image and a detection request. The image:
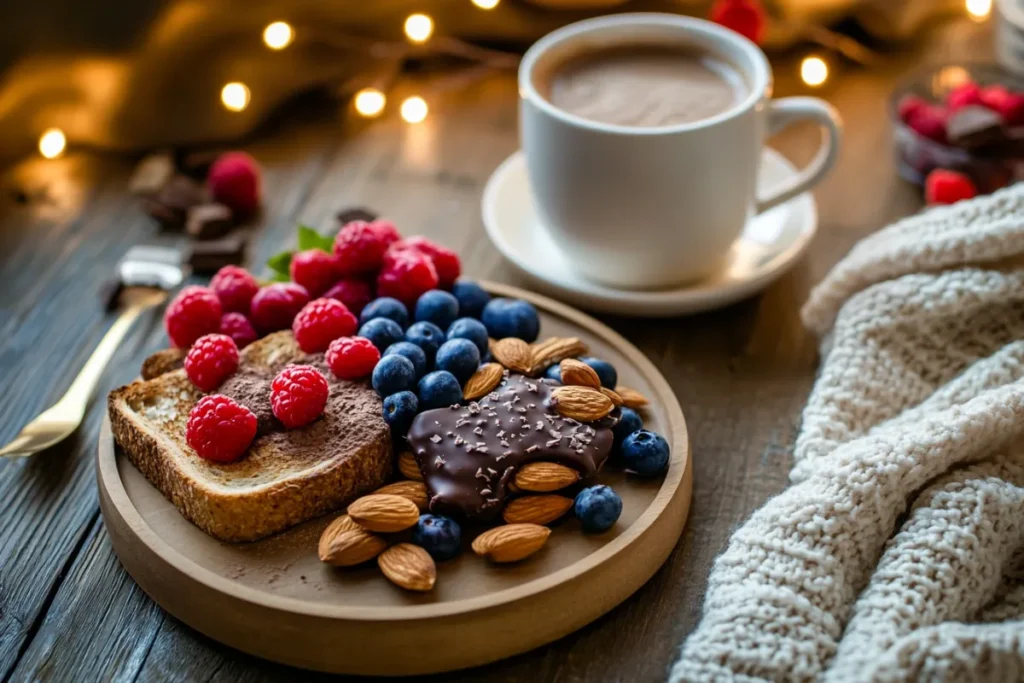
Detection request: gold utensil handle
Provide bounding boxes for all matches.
[52,293,166,423]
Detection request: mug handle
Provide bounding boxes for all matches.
[755,97,843,214]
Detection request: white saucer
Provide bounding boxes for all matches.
[482,149,818,317]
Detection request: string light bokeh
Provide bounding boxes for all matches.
[800,56,829,87]
[471,0,501,8]
[354,88,387,117]
[404,14,434,44]
[221,82,251,112]
[263,21,294,50]
[400,96,429,124]
[966,0,992,21]
[38,128,66,159]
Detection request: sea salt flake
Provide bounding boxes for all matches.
[434,456,445,467]
[454,435,465,446]
[480,488,492,496]
[500,440,510,448]
[515,407,527,414]
[526,445,539,453]
[546,439,562,448]
[487,467,497,476]
[535,421,544,431]
[526,383,537,393]
[527,403,536,409]
[474,427,484,436]
[430,434,442,443]
[476,418,487,426]
[548,429,561,439]
[497,430,506,438]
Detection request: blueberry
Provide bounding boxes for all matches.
[359,318,404,353]
[418,370,463,410]
[543,364,562,382]
[414,290,459,331]
[580,356,617,388]
[574,485,622,533]
[383,341,428,379]
[446,317,489,356]
[621,429,670,477]
[371,354,417,397]
[359,297,409,328]
[481,298,540,343]
[411,514,462,560]
[612,407,644,453]
[405,321,446,362]
[383,391,418,436]
[451,279,491,319]
[434,338,480,384]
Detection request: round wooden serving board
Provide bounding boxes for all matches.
[97,282,692,676]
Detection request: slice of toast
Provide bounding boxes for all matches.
[108,331,392,543]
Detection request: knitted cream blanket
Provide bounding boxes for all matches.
[672,185,1024,682]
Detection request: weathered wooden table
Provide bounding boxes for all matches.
[0,19,992,683]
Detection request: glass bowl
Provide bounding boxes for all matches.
[890,62,1024,192]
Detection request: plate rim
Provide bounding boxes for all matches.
[98,280,691,624]
[482,149,818,316]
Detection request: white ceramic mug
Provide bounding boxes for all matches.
[519,13,842,289]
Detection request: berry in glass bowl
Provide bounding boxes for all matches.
[891,63,1024,195]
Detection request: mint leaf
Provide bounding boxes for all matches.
[297,224,335,253]
[268,271,291,282]
[266,250,294,278]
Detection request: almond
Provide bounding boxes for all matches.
[616,386,650,409]
[551,385,615,421]
[378,543,436,591]
[559,358,601,388]
[318,525,387,566]
[503,495,574,525]
[374,481,429,510]
[472,523,551,563]
[398,451,423,481]
[600,387,624,406]
[514,461,581,492]
[529,337,588,375]
[463,362,504,400]
[491,337,533,375]
[347,494,421,533]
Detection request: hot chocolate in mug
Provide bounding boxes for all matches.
[520,13,842,289]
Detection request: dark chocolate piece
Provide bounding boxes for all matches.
[144,175,207,229]
[974,126,1024,159]
[177,148,227,179]
[947,105,1006,149]
[186,202,233,240]
[407,374,615,520]
[187,232,247,273]
[336,207,378,224]
[129,153,175,197]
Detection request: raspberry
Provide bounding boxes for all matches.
[323,278,373,316]
[219,312,258,349]
[376,251,439,307]
[250,283,310,334]
[334,220,392,275]
[292,298,358,353]
[164,286,223,348]
[207,151,261,217]
[271,365,329,428]
[709,0,766,45]
[184,334,240,392]
[897,94,929,123]
[289,249,340,298]
[368,219,402,248]
[980,84,1024,126]
[186,395,257,463]
[209,265,259,314]
[398,237,461,288]
[925,169,977,205]
[946,81,984,112]
[326,336,381,380]
[906,104,948,144]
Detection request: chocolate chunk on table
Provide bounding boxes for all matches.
[144,175,207,229]
[187,232,248,273]
[336,207,378,224]
[186,203,233,240]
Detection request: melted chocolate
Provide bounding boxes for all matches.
[406,374,615,520]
